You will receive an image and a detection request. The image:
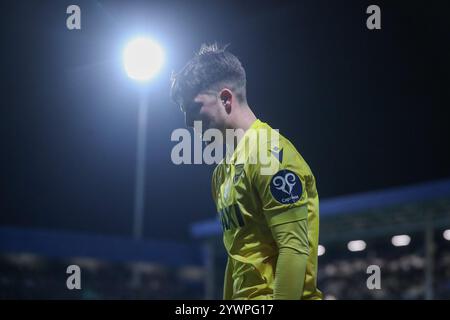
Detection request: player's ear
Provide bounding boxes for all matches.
[219,89,233,114]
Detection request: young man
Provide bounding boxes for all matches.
[170,44,322,300]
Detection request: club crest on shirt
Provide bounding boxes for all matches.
[270,169,302,204]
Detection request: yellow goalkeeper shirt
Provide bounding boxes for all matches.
[211,119,322,300]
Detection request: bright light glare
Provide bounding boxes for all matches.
[123,37,164,81]
[444,229,450,241]
[391,234,411,247]
[347,240,366,252]
[318,245,326,256]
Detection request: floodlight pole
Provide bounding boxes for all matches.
[130,88,149,290]
[133,88,149,240]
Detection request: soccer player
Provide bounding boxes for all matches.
[170,44,322,300]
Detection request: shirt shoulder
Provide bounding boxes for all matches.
[246,121,312,178]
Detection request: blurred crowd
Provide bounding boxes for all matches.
[1,235,450,299]
[0,254,204,299]
[318,237,450,299]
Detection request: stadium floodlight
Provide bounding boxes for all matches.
[123,37,164,81]
[347,240,366,252]
[444,229,450,241]
[318,245,326,256]
[123,37,164,241]
[391,234,411,247]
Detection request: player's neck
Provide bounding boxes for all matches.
[231,104,257,136]
[224,105,257,158]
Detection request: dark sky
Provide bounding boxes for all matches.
[1,0,449,242]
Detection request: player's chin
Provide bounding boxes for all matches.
[198,118,223,136]
[204,118,223,132]
[200,119,212,132]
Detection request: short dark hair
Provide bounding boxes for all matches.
[170,43,247,108]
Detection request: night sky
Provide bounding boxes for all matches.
[1,0,449,242]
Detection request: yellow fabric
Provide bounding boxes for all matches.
[271,220,309,299]
[223,257,234,300]
[212,119,322,300]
